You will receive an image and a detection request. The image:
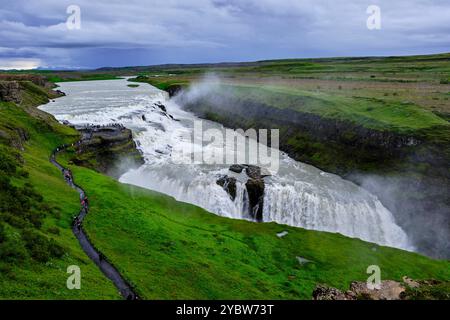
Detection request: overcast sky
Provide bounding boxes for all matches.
[0,0,449,69]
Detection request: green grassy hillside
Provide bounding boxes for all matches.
[0,85,120,299]
[195,84,449,133]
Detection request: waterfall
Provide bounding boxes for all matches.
[39,78,414,251]
[262,181,410,248]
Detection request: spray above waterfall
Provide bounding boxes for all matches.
[170,119,280,174]
[39,78,414,251]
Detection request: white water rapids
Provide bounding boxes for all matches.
[39,78,413,250]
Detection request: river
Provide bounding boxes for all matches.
[39,78,413,251]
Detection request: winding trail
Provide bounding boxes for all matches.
[50,143,138,300]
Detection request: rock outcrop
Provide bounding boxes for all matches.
[0,74,50,88]
[0,81,21,104]
[216,175,237,201]
[312,285,349,300]
[313,281,405,300]
[154,101,174,119]
[166,84,183,97]
[245,178,264,221]
[216,164,269,221]
[70,124,144,178]
[312,277,449,300]
[0,75,64,106]
[229,164,270,179]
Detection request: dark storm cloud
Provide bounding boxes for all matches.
[0,0,449,69]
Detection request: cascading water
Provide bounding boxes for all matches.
[39,78,413,251]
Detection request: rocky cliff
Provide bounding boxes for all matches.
[313,277,449,300]
[0,81,22,104]
[69,124,144,178]
[0,74,50,88]
[0,75,64,107]
[217,164,268,221]
[0,75,66,150]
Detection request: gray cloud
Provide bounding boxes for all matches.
[0,0,448,68]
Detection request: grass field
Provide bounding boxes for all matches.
[58,151,450,299]
[194,83,449,133]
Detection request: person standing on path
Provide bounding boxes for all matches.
[52,144,138,300]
